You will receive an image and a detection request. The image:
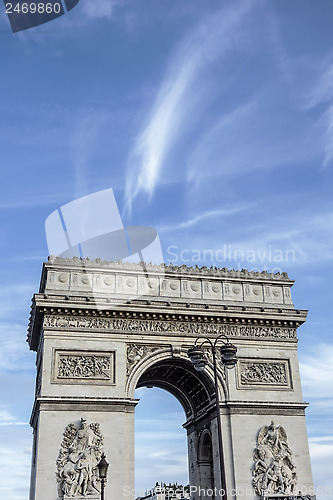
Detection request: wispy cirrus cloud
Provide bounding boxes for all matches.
[124,0,257,213]
[0,427,32,500]
[80,0,116,20]
[70,108,108,196]
[157,204,253,233]
[308,438,333,499]
[160,207,333,269]
[0,410,27,426]
[304,58,333,168]
[318,104,333,168]
[0,322,34,372]
[187,99,258,187]
[299,343,333,400]
[305,61,333,110]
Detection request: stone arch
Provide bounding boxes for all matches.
[126,349,227,418]
[128,350,227,498]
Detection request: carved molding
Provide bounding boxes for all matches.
[44,315,296,340]
[253,421,297,497]
[56,418,104,498]
[52,350,115,384]
[238,359,291,389]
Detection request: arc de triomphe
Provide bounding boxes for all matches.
[27,257,316,499]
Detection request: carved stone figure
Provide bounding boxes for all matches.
[252,421,297,497]
[56,418,104,498]
[126,344,161,374]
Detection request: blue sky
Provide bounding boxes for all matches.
[1,0,333,498]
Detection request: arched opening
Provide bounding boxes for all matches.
[134,358,218,499]
[197,430,215,496]
[136,358,216,418]
[135,387,189,496]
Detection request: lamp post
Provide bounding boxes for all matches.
[187,335,238,500]
[97,453,109,500]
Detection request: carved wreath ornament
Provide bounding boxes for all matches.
[253,421,297,497]
[56,418,104,498]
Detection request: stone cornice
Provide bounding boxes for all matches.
[223,400,309,408]
[184,401,309,429]
[27,293,307,350]
[30,396,139,427]
[31,293,304,317]
[222,400,308,416]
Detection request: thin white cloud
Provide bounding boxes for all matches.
[0,191,72,210]
[80,0,115,20]
[187,100,257,187]
[309,436,333,443]
[0,427,32,500]
[162,208,333,269]
[230,212,333,266]
[265,8,293,84]
[308,440,333,500]
[157,205,253,233]
[124,0,257,212]
[0,322,34,372]
[70,108,108,197]
[319,104,333,168]
[0,410,27,426]
[299,343,333,400]
[303,58,333,168]
[305,61,333,110]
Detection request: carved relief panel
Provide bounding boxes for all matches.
[52,350,115,385]
[237,359,292,390]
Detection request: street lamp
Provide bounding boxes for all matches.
[187,335,238,500]
[97,453,109,500]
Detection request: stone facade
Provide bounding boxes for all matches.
[27,257,315,500]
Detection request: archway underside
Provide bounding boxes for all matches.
[136,359,215,418]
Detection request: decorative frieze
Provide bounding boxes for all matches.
[44,315,296,340]
[253,421,297,497]
[238,359,291,389]
[53,350,115,384]
[56,417,104,498]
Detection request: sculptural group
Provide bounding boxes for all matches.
[56,418,104,498]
